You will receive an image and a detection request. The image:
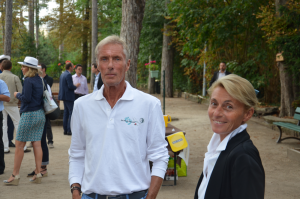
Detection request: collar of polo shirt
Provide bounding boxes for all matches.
[95,81,134,101]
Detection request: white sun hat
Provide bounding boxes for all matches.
[0,55,11,61]
[18,56,41,69]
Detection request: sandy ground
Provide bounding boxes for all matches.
[1,93,300,199]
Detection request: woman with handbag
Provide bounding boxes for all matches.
[194,74,265,199]
[3,57,45,186]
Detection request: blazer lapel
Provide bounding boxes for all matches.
[204,130,250,199]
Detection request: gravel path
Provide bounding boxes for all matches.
[1,93,299,199]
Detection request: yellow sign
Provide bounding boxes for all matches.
[167,132,188,152]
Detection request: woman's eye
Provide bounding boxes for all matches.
[226,105,233,109]
[211,102,217,106]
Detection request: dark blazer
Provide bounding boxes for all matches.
[209,71,231,87]
[95,73,103,90]
[194,130,265,199]
[16,74,45,113]
[58,70,77,102]
[44,74,53,88]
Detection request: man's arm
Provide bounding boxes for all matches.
[0,81,10,102]
[146,176,163,199]
[15,76,23,93]
[83,77,88,94]
[67,74,78,90]
[146,101,169,199]
[69,101,86,198]
[0,95,10,102]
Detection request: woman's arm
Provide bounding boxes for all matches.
[231,154,265,199]
[16,79,33,103]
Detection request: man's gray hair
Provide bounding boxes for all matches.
[95,35,129,64]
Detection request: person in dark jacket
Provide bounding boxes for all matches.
[209,62,231,87]
[58,62,80,135]
[4,56,46,185]
[195,74,265,199]
[91,63,103,92]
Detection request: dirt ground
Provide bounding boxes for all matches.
[1,93,300,199]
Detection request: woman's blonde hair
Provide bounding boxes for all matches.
[24,67,41,77]
[208,74,258,110]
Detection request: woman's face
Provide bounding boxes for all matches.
[21,65,29,76]
[208,86,254,141]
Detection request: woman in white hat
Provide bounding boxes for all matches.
[3,56,46,185]
[194,74,265,199]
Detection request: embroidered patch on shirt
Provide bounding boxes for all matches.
[121,117,144,126]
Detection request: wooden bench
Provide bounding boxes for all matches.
[17,92,60,109]
[273,107,300,143]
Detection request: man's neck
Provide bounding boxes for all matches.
[94,71,99,75]
[103,81,127,108]
[220,70,225,73]
[41,73,46,78]
[76,73,81,77]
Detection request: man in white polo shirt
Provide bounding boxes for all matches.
[69,35,169,199]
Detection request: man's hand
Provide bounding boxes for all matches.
[14,92,18,98]
[145,176,163,199]
[75,83,81,87]
[72,190,81,199]
[71,183,81,199]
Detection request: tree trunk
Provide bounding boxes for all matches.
[4,0,12,56]
[120,0,146,88]
[278,62,294,117]
[275,0,294,117]
[161,24,174,97]
[59,0,64,61]
[82,3,90,78]
[28,0,34,39]
[1,1,5,47]
[91,0,98,89]
[36,0,39,52]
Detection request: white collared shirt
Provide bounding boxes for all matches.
[218,70,226,79]
[72,74,88,95]
[68,81,169,195]
[198,124,247,199]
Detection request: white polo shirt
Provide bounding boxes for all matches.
[68,81,169,195]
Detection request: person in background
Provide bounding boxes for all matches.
[72,64,88,100]
[0,60,22,154]
[0,74,10,175]
[0,56,30,153]
[0,55,17,150]
[58,62,80,136]
[91,63,103,92]
[194,74,265,199]
[209,62,231,87]
[40,64,54,148]
[3,56,45,185]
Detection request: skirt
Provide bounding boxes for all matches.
[16,109,46,142]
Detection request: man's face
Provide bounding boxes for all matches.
[219,63,226,72]
[75,66,82,75]
[97,44,130,87]
[91,65,97,73]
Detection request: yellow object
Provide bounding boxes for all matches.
[164,115,172,127]
[167,132,188,152]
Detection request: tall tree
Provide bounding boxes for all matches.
[275,0,294,117]
[120,0,146,88]
[91,0,98,89]
[28,0,34,39]
[81,0,90,77]
[161,0,173,97]
[4,0,13,56]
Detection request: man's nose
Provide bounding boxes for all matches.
[108,58,113,69]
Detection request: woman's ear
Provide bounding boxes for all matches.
[243,107,254,123]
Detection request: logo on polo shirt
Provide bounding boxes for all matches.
[121,117,144,126]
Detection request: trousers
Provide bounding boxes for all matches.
[2,106,20,150]
[0,112,4,173]
[63,101,74,133]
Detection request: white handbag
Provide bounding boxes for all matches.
[41,77,58,114]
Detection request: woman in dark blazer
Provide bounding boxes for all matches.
[195,74,265,199]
